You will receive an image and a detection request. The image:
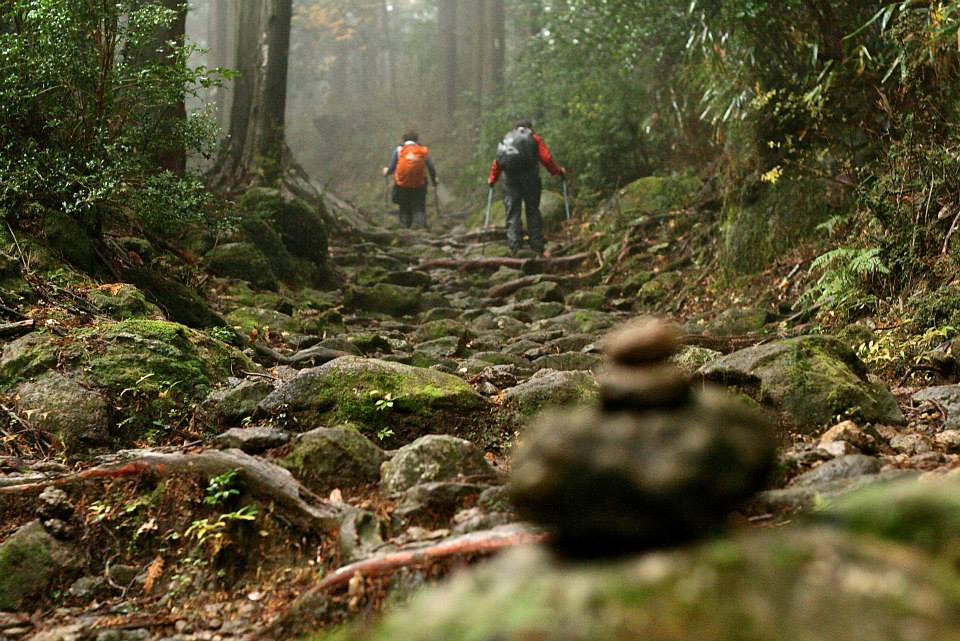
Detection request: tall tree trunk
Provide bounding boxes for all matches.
[261,0,292,185]
[473,0,486,107]
[210,0,292,189]
[488,0,505,95]
[438,0,458,121]
[381,0,398,104]
[207,0,237,131]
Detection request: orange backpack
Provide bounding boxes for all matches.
[395,144,429,188]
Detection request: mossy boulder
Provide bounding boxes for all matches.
[201,379,275,426]
[513,280,566,303]
[239,187,328,264]
[85,283,162,321]
[723,176,850,273]
[207,242,278,291]
[122,265,224,329]
[414,319,473,342]
[820,475,960,559]
[565,289,606,310]
[346,528,960,641]
[344,283,422,317]
[5,319,256,446]
[501,369,598,423]
[379,435,493,495]
[636,271,683,308]
[281,427,387,494]
[258,357,488,442]
[0,521,80,611]
[15,372,111,453]
[225,306,300,335]
[530,352,602,372]
[42,211,98,273]
[705,307,771,336]
[543,310,615,334]
[698,335,904,432]
[605,175,701,224]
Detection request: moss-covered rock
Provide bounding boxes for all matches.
[85,283,162,321]
[0,332,60,386]
[239,187,329,264]
[15,372,110,453]
[501,369,598,423]
[513,280,566,303]
[821,475,960,559]
[42,211,98,273]
[670,345,723,374]
[636,271,683,308]
[225,306,300,335]
[705,307,771,336]
[414,319,473,342]
[565,289,606,310]
[344,283,422,317]
[0,521,79,611]
[379,435,493,495]
[258,357,488,442]
[699,335,905,432]
[723,176,850,273]
[281,427,387,494]
[207,242,278,291]
[122,265,225,329]
[530,352,602,372]
[604,175,701,224]
[346,528,960,641]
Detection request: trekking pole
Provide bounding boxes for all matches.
[562,175,571,221]
[484,185,494,228]
[383,175,390,221]
[433,181,441,220]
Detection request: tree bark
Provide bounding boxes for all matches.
[438,0,458,120]
[488,0,505,94]
[207,0,237,131]
[473,0,486,105]
[210,0,292,190]
[380,0,399,104]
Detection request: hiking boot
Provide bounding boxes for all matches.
[515,248,538,259]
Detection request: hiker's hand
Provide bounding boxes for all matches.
[382,167,389,176]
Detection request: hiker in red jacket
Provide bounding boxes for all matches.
[383,129,437,229]
[488,119,565,255]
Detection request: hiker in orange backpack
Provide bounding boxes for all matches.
[383,129,437,230]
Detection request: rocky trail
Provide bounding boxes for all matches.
[5,179,960,640]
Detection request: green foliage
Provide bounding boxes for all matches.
[203,469,241,506]
[0,0,223,234]
[184,505,258,547]
[800,246,889,316]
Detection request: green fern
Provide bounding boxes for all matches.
[800,246,889,312]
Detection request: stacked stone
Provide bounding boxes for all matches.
[509,317,776,558]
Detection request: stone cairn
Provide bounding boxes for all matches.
[509,317,776,558]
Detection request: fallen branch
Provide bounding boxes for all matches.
[682,328,808,354]
[0,319,34,338]
[0,449,344,532]
[316,526,547,594]
[487,266,603,299]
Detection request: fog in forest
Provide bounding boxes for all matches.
[187,0,530,207]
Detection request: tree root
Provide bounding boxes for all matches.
[250,341,349,368]
[0,319,35,338]
[487,266,603,299]
[414,252,592,274]
[0,449,344,532]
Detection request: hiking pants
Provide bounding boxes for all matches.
[503,170,544,253]
[397,185,428,229]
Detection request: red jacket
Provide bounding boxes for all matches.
[488,132,564,185]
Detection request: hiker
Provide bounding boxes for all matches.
[488,119,565,255]
[383,129,437,230]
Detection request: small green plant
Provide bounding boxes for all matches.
[204,468,241,506]
[206,326,237,344]
[374,392,395,412]
[799,246,889,316]
[184,505,258,546]
[376,427,395,442]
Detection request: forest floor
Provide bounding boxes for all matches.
[2,181,959,641]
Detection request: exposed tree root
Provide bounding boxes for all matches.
[682,328,809,354]
[251,341,349,368]
[487,267,604,299]
[0,319,34,338]
[0,449,344,532]
[313,527,548,593]
[414,252,592,274]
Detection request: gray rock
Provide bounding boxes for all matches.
[450,508,516,535]
[602,318,682,365]
[201,379,274,425]
[889,433,933,455]
[756,470,918,512]
[211,426,290,453]
[698,335,905,432]
[530,352,602,372]
[392,482,489,528]
[913,385,960,429]
[791,454,881,488]
[338,509,387,563]
[281,427,387,493]
[818,420,879,454]
[509,386,775,556]
[935,430,960,452]
[15,372,110,453]
[380,435,493,496]
[500,369,599,422]
[670,345,723,374]
[0,521,80,611]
